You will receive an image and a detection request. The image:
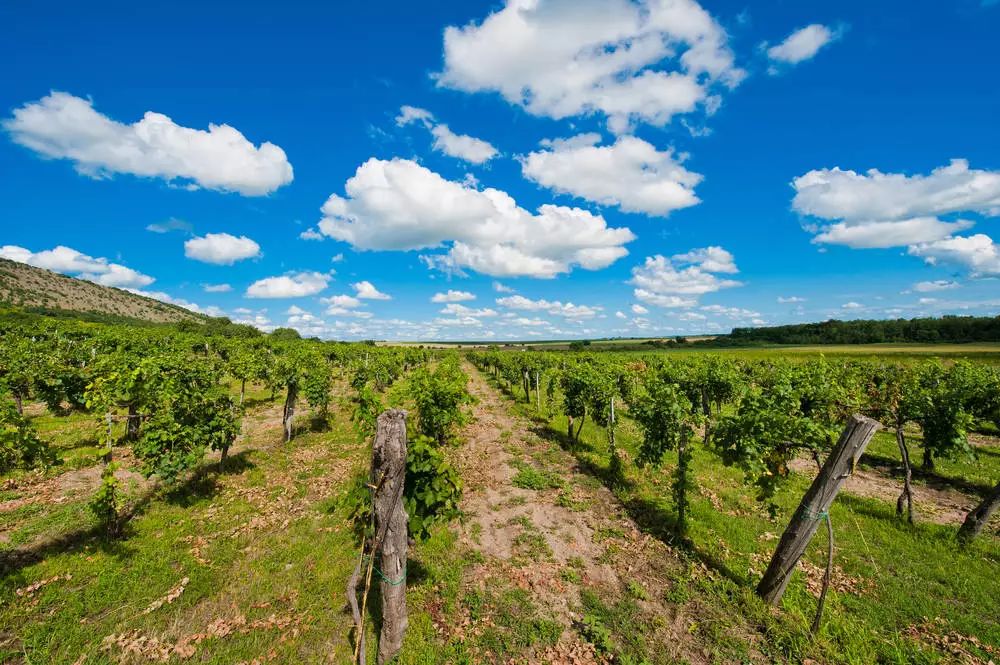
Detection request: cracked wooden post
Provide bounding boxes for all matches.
[756,414,881,605]
[373,409,408,664]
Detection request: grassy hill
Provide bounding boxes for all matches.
[0,258,204,324]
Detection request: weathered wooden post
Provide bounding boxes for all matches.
[373,409,408,664]
[282,382,298,442]
[958,479,1000,543]
[756,414,880,605]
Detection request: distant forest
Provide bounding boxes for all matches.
[710,315,1000,345]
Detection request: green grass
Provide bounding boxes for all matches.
[510,459,565,491]
[485,367,1000,665]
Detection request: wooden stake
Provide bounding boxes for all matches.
[756,414,880,605]
[372,409,408,665]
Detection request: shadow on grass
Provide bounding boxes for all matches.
[525,415,749,588]
[859,453,993,496]
[1,451,255,578]
[0,489,154,578]
[164,451,255,507]
[242,395,277,410]
[307,413,331,433]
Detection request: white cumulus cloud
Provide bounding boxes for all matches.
[793,159,1000,248]
[3,92,293,196]
[496,295,601,319]
[245,271,330,298]
[521,134,702,216]
[631,246,741,308]
[437,0,744,132]
[353,280,391,300]
[431,290,476,303]
[317,157,634,278]
[765,24,842,69]
[396,105,497,164]
[908,234,1000,277]
[184,233,261,265]
[0,244,154,288]
[793,159,1000,277]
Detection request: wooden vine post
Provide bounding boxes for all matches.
[347,409,409,665]
[373,409,409,664]
[756,414,881,605]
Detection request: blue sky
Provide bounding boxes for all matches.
[1,0,998,340]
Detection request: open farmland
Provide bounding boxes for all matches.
[2,315,999,664]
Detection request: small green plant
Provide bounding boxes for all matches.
[90,463,125,537]
[626,580,649,601]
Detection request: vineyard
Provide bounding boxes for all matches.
[2,316,999,664]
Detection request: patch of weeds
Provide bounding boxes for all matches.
[511,460,564,491]
[663,581,691,605]
[555,489,588,511]
[464,587,563,654]
[560,567,582,584]
[578,588,653,665]
[594,526,626,542]
[626,580,649,601]
[513,526,552,563]
[469,521,483,545]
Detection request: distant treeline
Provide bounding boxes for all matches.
[707,315,1000,346]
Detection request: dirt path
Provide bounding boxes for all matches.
[452,363,739,664]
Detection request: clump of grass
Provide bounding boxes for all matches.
[511,460,564,491]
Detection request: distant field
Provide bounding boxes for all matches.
[389,340,1000,362]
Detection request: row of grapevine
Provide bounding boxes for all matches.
[469,349,1000,542]
[0,316,435,534]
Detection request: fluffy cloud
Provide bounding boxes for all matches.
[202,283,232,293]
[912,280,959,293]
[496,295,601,319]
[793,159,1000,249]
[0,244,154,288]
[631,246,741,307]
[184,233,261,265]
[521,134,701,216]
[353,280,391,300]
[323,294,362,309]
[245,271,330,298]
[908,234,1000,276]
[317,158,634,278]
[439,303,498,317]
[794,160,1000,277]
[431,290,476,303]
[396,105,497,164]
[765,24,841,68]
[4,92,293,196]
[811,218,974,249]
[437,0,743,132]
